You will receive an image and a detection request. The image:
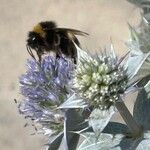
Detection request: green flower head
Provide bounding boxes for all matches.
[73,46,130,110]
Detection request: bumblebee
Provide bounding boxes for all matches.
[26,21,88,63]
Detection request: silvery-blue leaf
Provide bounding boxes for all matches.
[137,57,150,78]
[144,13,150,23]
[142,16,149,25]
[78,131,150,150]
[137,74,150,88]
[137,131,150,149]
[126,41,143,55]
[133,89,150,130]
[133,55,150,88]
[78,133,137,150]
[88,107,115,136]
[65,109,85,131]
[145,80,150,98]
[64,109,85,150]
[47,132,63,150]
[77,122,128,137]
[77,133,122,150]
[63,114,68,150]
[102,122,128,135]
[53,109,86,150]
[62,112,81,150]
[59,94,87,109]
[125,52,150,79]
[128,24,140,42]
[61,133,80,150]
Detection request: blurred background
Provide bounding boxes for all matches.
[0,0,141,149]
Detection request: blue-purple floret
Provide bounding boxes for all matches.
[19,55,74,131]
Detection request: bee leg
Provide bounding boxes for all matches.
[73,57,77,64]
[37,51,42,62]
[26,45,36,60]
[54,35,62,60]
[56,52,60,60]
[70,44,77,64]
[55,34,61,46]
[38,54,41,62]
[71,46,77,64]
[36,46,44,62]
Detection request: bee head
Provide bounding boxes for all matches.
[27,31,45,49]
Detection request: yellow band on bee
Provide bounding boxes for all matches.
[33,24,46,38]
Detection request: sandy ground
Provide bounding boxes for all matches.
[0,0,141,149]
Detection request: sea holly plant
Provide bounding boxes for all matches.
[18,3,150,150]
[69,44,149,149]
[18,39,149,149]
[75,3,150,150]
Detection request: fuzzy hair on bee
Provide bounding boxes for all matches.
[26,21,88,63]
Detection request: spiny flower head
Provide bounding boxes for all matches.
[73,49,128,110]
[19,55,74,135]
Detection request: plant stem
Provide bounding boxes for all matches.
[115,100,142,137]
[64,112,68,150]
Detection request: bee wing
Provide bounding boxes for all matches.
[55,28,89,36]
